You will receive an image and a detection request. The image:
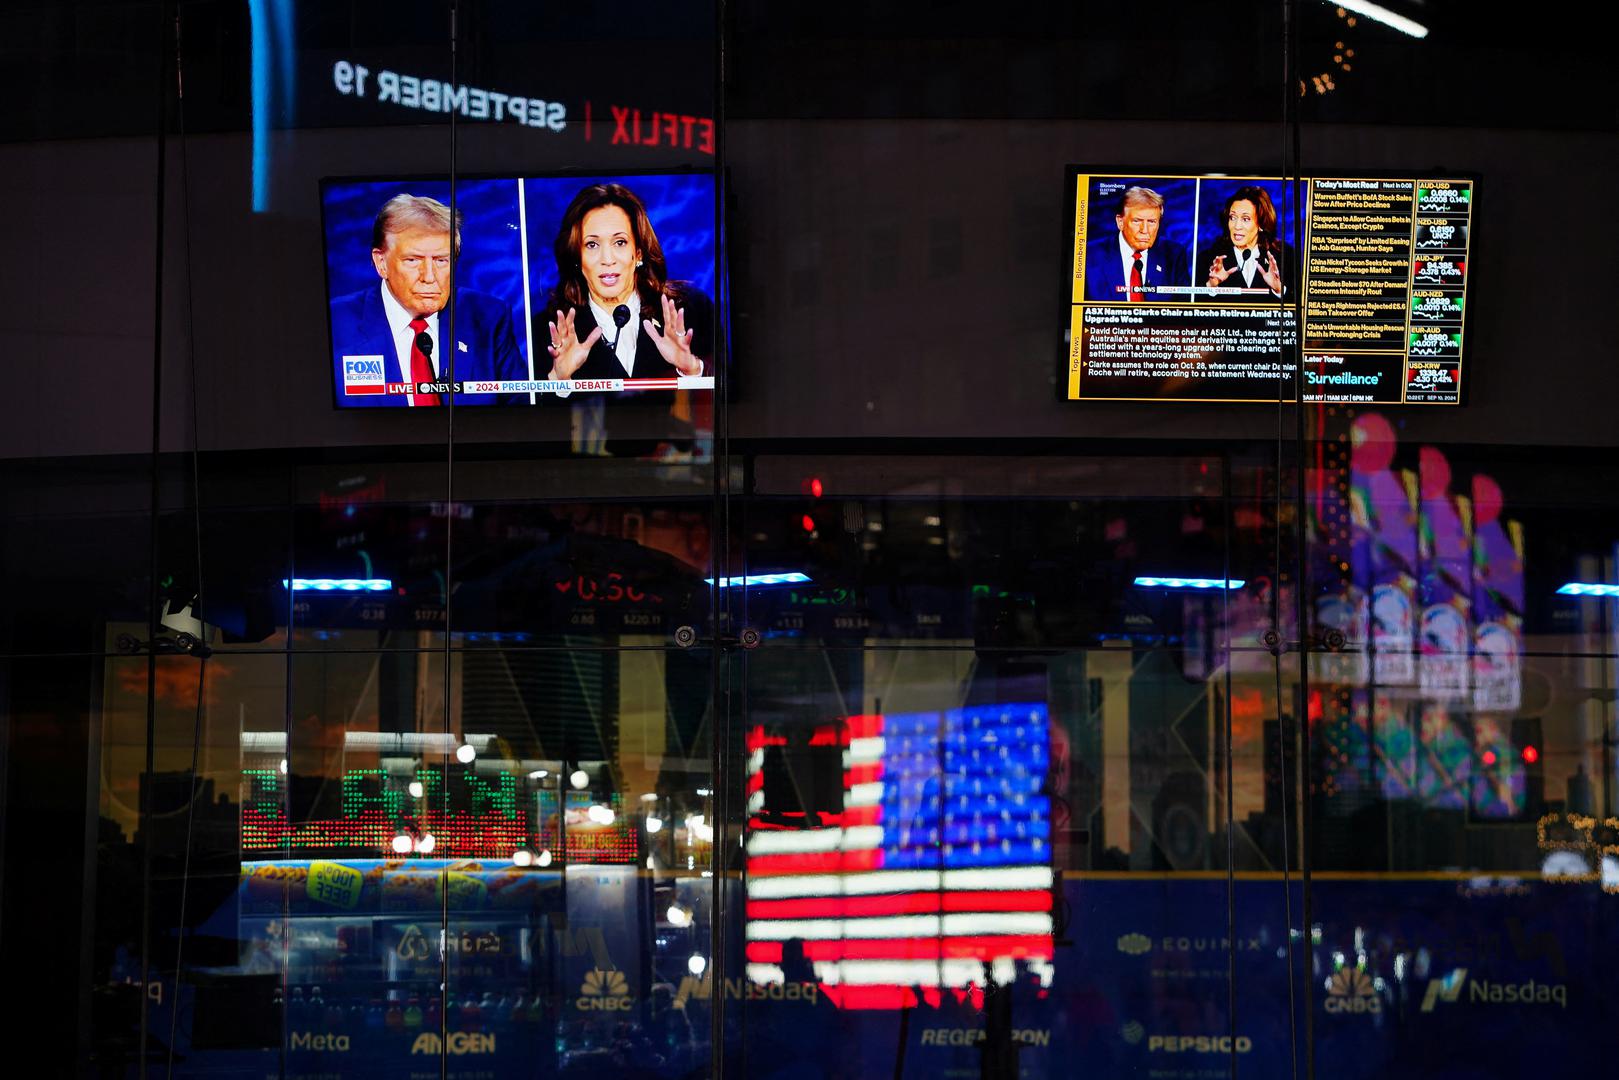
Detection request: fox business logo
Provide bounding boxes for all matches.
[342,355,386,395]
[409,1032,495,1055]
[578,968,633,1011]
[1324,968,1381,1015]
[1419,969,1568,1012]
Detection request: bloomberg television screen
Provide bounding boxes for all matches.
[323,171,716,407]
[1063,169,1475,405]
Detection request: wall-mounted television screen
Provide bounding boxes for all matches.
[323,170,716,408]
[1062,169,1475,405]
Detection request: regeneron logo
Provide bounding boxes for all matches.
[290,1032,350,1051]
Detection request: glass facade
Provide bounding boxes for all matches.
[4,2,1617,1077]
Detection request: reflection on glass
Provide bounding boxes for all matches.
[743,705,1055,1009]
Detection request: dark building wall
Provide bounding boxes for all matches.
[5,118,1615,459]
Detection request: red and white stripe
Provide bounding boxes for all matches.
[743,717,1054,1009]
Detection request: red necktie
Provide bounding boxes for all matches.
[1129,254,1145,302]
[408,318,439,407]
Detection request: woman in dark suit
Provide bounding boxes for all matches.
[1204,185,1292,302]
[542,183,712,383]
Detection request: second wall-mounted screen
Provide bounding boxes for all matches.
[1063,170,1474,405]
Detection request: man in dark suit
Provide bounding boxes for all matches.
[1084,186,1191,303]
[330,194,525,408]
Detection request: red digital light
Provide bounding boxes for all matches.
[1522,745,1539,764]
[1482,749,1498,766]
[810,478,824,498]
[801,515,816,532]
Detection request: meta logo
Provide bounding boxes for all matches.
[409,1032,496,1055]
[578,968,633,1011]
[1324,968,1382,1015]
[673,975,820,1008]
[290,1032,350,1051]
[918,1029,1051,1048]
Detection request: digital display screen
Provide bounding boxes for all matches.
[1063,170,1475,404]
[743,706,1055,1009]
[322,171,716,407]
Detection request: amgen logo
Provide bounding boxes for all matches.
[1420,969,1568,1012]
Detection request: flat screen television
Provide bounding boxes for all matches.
[322,170,717,408]
[1061,169,1475,405]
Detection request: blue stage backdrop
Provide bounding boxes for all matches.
[522,172,717,317]
[1195,177,1300,268]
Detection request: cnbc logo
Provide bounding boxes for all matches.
[578,968,633,1011]
[1117,933,1152,956]
[1324,967,1381,1015]
[1419,969,1568,1012]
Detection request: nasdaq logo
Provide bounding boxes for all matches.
[410,1032,495,1055]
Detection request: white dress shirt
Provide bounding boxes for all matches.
[1232,243,1261,287]
[380,281,439,407]
[1117,232,1153,296]
[588,293,642,376]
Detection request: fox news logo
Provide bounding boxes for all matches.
[342,355,387,395]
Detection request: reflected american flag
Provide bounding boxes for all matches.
[744,704,1055,1009]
